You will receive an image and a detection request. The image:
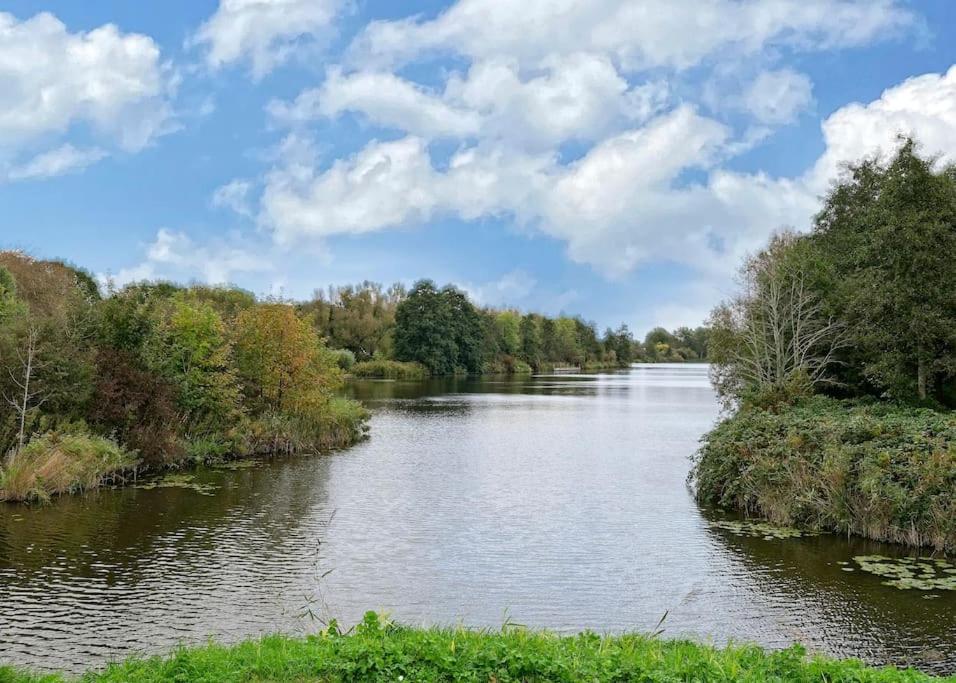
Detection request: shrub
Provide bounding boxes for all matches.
[692,396,956,551]
[243,399,369,455]
[329,348,356,371]
[87,348,184,467]
[0,431,137,502]
[351,359,428,380]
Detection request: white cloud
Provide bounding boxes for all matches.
[743,69,814,124]
[192,0,347,78]
[105,228,273,289]
[211,178,255,217]
[269,67,481,138]
[0,12,174,153]
[258,133,555,244]
[463,270,537,306]
[809,64,956,188]
[444,54,668,148]
[257,61,956,288]
[4,144,107,181]
[349,0,912,72]
[261,136,442,243]
[270,55,669,150]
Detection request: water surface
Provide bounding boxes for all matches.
[1,365,953,674]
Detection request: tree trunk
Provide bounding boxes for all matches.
[917,354,928,401]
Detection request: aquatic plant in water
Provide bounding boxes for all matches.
[132,473,218,496]
[709,519,817,540]
[853,555,956,591]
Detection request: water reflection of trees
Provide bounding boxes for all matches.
[699,508,956,674]
[0,454,335,578]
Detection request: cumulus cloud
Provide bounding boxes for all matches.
[257,61,956,286]
[0,11,175,179]
[808,64,956,187]
[104,228,273,289]
[269,68,481,138]
[270,56,668,150]
[192,0,347,78]
[348,0,913,71]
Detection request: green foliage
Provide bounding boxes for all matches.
[300,281,405,361]
[1,620,946,682]
[350,359,428,380]
[394,280,483,375]
[330,348,356,371]
[692,397,956,552]
[814,138,956,402]
[142,299,242,433]
[0,252,369,500]
[519,313,541,368]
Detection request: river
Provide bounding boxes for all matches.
[0,364,953,674]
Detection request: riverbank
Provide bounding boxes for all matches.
[0,400,369,503]
[1,614,951,682]
[692,396,956,553]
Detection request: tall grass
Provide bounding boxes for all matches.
[350,359,428,379]
[692,396,956,552]
[0,613,948,682]
[243,399,370,455]
[0,432,137,503]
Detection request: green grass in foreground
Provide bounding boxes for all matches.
[1,613,951,682]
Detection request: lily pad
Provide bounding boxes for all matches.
[852,555,956,591]
[134,473,218,496]
[709,520,817,539]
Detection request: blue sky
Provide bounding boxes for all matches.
[1,1,955,334]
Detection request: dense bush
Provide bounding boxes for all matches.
[0,253,370,502]
[0,613,944,682]
[692,397,956,551]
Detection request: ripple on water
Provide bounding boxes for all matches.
[1,366,954,675]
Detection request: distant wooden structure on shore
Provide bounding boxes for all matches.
[552,366,581,374]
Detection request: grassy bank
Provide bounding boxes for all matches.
[1,401,369,504]
[692,397,956,552]
[0,432,136,502]
[1,614,950,682]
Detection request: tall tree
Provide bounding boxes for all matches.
[814,138,956,401]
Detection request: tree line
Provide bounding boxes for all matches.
[301,279,709,376]
[709,137,956,407]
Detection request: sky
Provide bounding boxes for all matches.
[1,1,955,335]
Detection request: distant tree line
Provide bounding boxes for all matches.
[709,137,956,407]
[299,279,709,376]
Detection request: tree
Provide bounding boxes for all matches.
[440,285,483,373]
[394,280,458,374]
[814,138,956,401]
[3,324,44,453]
[302,282,405,360]
[707,233,849,406]
[519,314,541,368]
[603,324,634,365]
[393,281,482,374]
[233,304,342,417]
[142,299,241,432]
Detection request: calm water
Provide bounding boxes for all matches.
[1,365,953,674]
